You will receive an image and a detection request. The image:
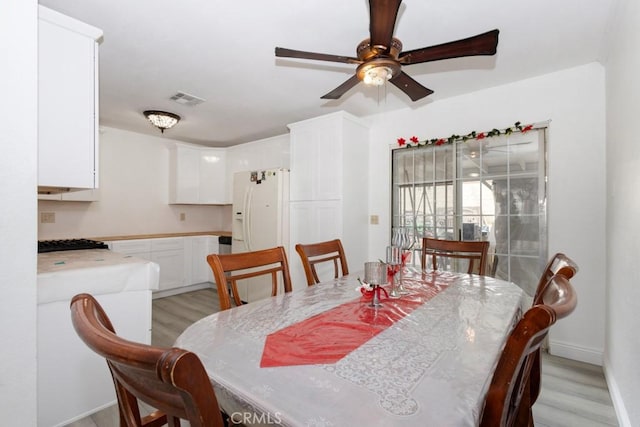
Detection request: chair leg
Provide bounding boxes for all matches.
[515,386,533,427]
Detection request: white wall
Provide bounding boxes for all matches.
[38,127,229,240]
[604,0,640,424]
[0,0,38,423]
[367,63,607,366]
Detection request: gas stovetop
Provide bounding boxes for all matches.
[38,239,108,253]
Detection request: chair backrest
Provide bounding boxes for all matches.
[533,252,578,305]
[70,293,224,427]
[295,239,349,286]
[529,253,579,405]
[480,274,577,427]
[421,238,490,275]
[207,246,292,311]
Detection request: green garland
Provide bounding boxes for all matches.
[396,121,534,148]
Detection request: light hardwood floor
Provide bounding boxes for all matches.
[68,288,618,426]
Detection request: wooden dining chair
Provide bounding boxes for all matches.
[527,252,579,407]
[207,246,293,311]
[421,237,490,275]
[533,253,579,305]
[70,293,225,427]
[295,239,349,286]
[480,274,577,427]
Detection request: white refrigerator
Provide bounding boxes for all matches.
[231,169,290,303]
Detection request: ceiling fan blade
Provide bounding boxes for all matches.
[369,0,402,52]
[275,47,360,64]
[390,71,433,101]
[399,29,499,65]
[321,75,361,100]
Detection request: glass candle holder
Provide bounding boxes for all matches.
[364,261,385,307]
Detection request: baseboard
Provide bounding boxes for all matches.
[548,339,603,366]
[603,355,633,427]
[152,282,214,299]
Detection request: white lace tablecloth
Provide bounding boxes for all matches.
[175,268,525,427]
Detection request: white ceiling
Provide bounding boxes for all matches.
[39,0,616,147]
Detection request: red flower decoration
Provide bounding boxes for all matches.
[476,132,486,140]
[410,136,419,143]
[522,124,533,133]
[435,138,446,146]
[397,137,406,147]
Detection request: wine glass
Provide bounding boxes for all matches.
[397,228,412,294]
[386,246,401,298]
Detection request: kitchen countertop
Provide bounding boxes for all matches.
[90,231,231,241]
[37,248,160,303]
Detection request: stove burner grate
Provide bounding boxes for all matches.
[38,239,108,253]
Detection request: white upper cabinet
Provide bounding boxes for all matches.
[169,143,229,204]
[288,111,368,202]
[38,6,102,193]
[199,148,228,204]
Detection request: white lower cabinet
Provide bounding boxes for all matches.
[108,239,152,260]
[108,235,220,295]
[108,238,184,291]
[185,235,218,285]
[289,200,342,290]
[151,249,185,291]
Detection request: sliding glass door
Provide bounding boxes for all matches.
[391,127,547,296]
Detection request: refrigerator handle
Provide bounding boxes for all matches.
[243,186,253,251]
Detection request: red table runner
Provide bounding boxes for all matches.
[260,271,456,367]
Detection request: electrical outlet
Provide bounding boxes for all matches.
[180,212,186,221]
[370,215,379,225]
[41,212,56,224]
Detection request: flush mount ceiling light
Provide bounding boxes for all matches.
[143,110,180,133]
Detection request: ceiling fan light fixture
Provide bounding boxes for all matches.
[356,59,400,87]
[363,66,392,86]
[143,110,180,133]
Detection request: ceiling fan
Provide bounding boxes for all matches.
[275,0,499,102]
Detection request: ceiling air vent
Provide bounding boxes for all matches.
[170,91,205,107]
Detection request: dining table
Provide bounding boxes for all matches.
[174,266,526,426]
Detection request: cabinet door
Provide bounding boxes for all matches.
[109,239,152,259]
[199,149,228,204]
[38,10,99,190]
[289,125,316,201]
[289,200,342,289]
[289,116,342,201]
[151,249,185,291]
[170,145,200,203]
[313,121,342,200]
[170,145,228,204]
[190,236,217,284]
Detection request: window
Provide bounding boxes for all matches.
[391,127,547,296]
